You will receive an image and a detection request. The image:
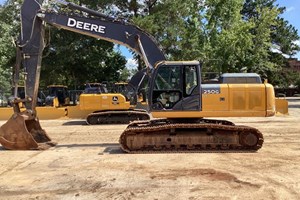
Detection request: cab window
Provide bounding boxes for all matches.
[154,66,181,90]
[185,66,198,96]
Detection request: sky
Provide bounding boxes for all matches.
[0,0,299,68]
[276,0,300,59]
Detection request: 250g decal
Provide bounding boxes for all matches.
[203,89,220,94]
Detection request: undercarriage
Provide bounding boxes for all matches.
[86,109,150,125]
[119,118,263,153]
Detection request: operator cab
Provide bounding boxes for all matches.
[84,83,108,94]
[45,85,70,106]
[149,61,202,111]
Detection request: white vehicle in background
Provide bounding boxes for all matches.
[0,93,8,107]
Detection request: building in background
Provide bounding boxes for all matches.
[288,58,300,72]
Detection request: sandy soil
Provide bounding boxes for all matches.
[0,99,299,200]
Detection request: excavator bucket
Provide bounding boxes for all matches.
[0,113,56,150]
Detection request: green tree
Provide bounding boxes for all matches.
[0,0,128,92]
[133,0,206,60]
[242,0,299,56]
[40,0,128,89]
[130,0,299,83]
[203,0,254,73]
[241,0,300,85]
[0,22,12,95]
[41,29,127,90]
[1,0,300,91]
[0,0,22,95]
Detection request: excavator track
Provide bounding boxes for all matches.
[119,119,263,153]
[86,109,150,125]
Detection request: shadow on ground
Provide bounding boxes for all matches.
[55,143,124,154]
[62,121,130,126]
[288,104,300,108]
[62,121,87,126]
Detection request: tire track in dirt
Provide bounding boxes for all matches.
[149,168,261,189]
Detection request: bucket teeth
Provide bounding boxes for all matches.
[0,113,56,150]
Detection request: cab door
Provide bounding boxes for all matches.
[149,62,202,112]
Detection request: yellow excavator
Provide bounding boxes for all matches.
[79,82,149,124]
[0,0,275,152]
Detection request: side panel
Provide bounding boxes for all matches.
[152,83,275,118]
[202,84,229,111]
[79,94,131,111]
[228,84,266,111]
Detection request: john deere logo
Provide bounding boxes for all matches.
[112,96,118,101]
[112,96,119,105]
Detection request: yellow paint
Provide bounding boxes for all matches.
[152,83,276,118]
[79,93,131,111]
[275,98,288,115]
[0,83,276,120]
[0,108,15,120]
[152,110,269,118]
[53,97,59,107]
[66,105,92,119]
[36,107,67,119]
[0,93,133,120]
[0,107,67,120]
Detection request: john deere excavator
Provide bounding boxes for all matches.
[79,81,149,124]
[0,0,275,152]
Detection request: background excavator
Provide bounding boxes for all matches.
[0,0,275,152]
[45,85,70,107]
[79,81,149,124]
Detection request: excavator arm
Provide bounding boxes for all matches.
[37,9,166,69]
[21,0,166,112]
[0,0,165,150]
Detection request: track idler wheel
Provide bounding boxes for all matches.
[239,130,263,150]
[0,112,56,150]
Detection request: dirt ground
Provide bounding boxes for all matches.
[0,99,299,200]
